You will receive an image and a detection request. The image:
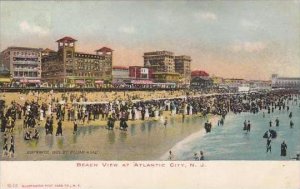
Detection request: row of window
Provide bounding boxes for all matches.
[14,71,39,77]
[13,51,40,56]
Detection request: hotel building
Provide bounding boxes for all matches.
[42,37,113,87]
[174,55,191,85]
[0,47,42,85]
[271,74,300,89]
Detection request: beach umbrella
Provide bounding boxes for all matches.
[263,130,277,139]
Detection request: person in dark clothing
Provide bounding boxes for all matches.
[56,119,63,136]
[2,142,8,156]
[1,116,6,132]
[32,129,39,139]
[290,120,294,128]
[269,120,272,127]
[291,154,300,160]
[9,136,15,157]
[247,120,251,132]
[266,137,272,153]
[280,141,287,156]
[24,130,31,140]
[73,119,78,134]
[243,120,247,130]
[119,118,128,131]
[289,112,292,119]
[275,118,279,127]
[49,116,54,135]
[200,151,204,160]
[3,133,8,144]
[45,117,50,135]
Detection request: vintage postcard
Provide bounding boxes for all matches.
[0,1,300,189]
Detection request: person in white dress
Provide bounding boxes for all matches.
[134,107,140,120]
[189,105,193,115]
[171,106,176,116]
[154,107,159,120]
[145,107,149,120]
[40,109,44,121]
[184,104,188,115]
[128,108,132,120]
[47,104,52,116]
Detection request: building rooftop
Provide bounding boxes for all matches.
[56,36,77,43]
[42,48,56,53]
[175,55,191,60]
[4,47,42,52]
[144,51,174,56]
[96,47,113,52]
[191,70,209,77]
[277,77,300,80]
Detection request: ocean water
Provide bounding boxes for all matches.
[161,102,300,160]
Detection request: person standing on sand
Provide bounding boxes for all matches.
[56,119,63,136]
[9,136,15,158]
[73,119,78,134]
[164,117,168,128]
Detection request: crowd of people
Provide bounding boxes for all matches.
[0,89,299,160]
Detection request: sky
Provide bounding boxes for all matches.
[1,0,300,80]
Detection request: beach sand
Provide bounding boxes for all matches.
[2,113,217,161]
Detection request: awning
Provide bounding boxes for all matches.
[20,79,28,83]
[95,80,104,84]
[75,80,85,84]
[20,79,40,83]
[28,80,41,83]
[131,80,153,85]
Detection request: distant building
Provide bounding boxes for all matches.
[0,47,42,86]
[223,78,246,88]
[112,66,130,84]
[190,70,212,89]
[143,51,175,73]
[272,74,300,89]
[153,72,180,83]
[42,36,113,87]
[211,76,224,85]
[129,66,154,80]
[175,55,191,85]
[0,65,11,86]
[143,51,191,86]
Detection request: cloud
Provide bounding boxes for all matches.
[240,19,260,30]
[194,11,217,21]
[119,26,136,34]
[230,41,267,52]
[19,21,49,36]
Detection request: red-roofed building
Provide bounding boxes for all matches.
[190,70,212,89]
[96,47,113,55]
[191,70,209,77]
[56,36,77,43]
[42,37,113,87]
